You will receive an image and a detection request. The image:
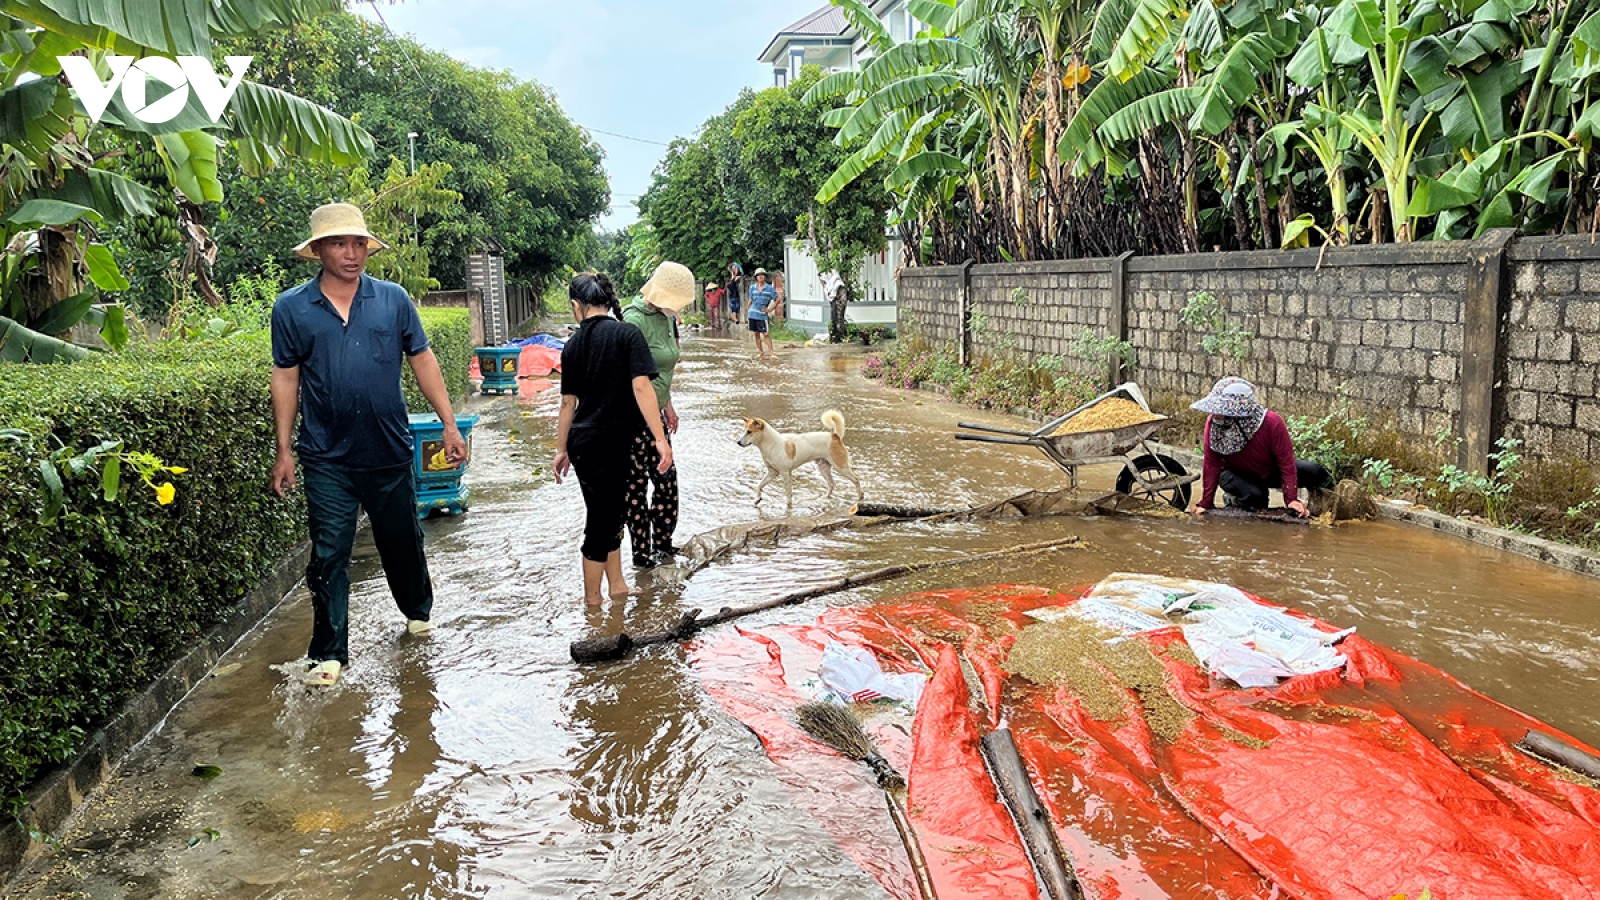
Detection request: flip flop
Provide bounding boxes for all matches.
[305,660,341,686]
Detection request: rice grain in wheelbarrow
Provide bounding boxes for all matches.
[1052,397,1163,436]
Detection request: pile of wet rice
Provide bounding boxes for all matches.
[1003,617,1192,742]
[1052,397,1163,436]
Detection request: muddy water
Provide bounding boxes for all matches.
[11,333,1599,899]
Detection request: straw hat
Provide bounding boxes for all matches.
[1191,377,1263,418]
[292,203,389,260]
[641,261,696,314]
[753,267,768,276]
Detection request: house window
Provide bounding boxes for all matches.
[775,67,788,88]
[790,48,805,81]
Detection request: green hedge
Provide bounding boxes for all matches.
[0,337,305,805]
[403,307,472,413]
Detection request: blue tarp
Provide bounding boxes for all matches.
[505,334,565,350]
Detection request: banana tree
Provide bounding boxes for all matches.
[0,0,375,360]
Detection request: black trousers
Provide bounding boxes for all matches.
[303,463,432,665]
[626,415,678,562]
[572,445,629,563]
[1220,459,1333,510]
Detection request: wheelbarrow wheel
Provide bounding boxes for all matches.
[1116,454,1192,510]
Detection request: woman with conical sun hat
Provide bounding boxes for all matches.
[622,261,693,568]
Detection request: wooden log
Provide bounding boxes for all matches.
[980,728,1084,900]
[1204,506,1311,526]
[884,790,940,900]
[1517,730,1600,780]
[854,501,963,519]
[569,536,1084,664]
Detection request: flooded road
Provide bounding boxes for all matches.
[11,333,1599,899]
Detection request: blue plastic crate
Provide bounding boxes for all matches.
[408,413,480,517]
[476,347,521,395]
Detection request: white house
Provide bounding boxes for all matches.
[762,3,920,335]
[761,1,925,87]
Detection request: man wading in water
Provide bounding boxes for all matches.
[269,203,468,686]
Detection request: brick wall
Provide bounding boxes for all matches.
[895,234,1600,470]
[1503,238,1600,460]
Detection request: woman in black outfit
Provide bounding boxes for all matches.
[553,273,673,604]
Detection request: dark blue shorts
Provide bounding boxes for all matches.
[747,317,768,334]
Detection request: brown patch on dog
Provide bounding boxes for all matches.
[785,440,797,460]
[830,434,849,466]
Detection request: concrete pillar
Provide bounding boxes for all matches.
[1459,228,1517,475]
[959,259,975,367]
[1108,251,1135,386]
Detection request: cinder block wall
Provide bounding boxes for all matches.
[894,234,1600,469]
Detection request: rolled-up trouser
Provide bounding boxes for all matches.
[571,444,630,563]
[303,462,433,665]
[625,413,678,561]
[1220,459,1334,511]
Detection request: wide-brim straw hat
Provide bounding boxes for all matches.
[292,203,389,260]
[641,261,696,314]
[1191,376,1263,417]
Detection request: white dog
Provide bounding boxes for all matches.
[737,410,863,513]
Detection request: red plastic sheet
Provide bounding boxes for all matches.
[690,585,1600,900]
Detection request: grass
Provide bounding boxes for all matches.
[862,332,1102,417]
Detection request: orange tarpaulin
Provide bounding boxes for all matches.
[691,584,1600,899]
[467,342,560,392]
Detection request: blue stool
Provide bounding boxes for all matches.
[476,347,521,395]
[408,413,480,518]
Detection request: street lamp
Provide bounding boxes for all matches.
[407,131,419,241]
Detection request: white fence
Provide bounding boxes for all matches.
[781,236,902,335]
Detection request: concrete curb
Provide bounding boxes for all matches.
[954,397,1600,582]
[0,540,312,886]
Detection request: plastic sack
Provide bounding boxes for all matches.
[817,641,925,708]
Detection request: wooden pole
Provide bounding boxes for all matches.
[980,728,1084,900]
[885,791,940,900]
[569,536,1084,664]
[1517,730,1600,780]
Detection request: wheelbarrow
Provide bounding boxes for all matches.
[955,383,1198,510]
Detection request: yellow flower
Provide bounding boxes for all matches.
[155,483,176,505]
[167,466,188,475]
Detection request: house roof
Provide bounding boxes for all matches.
[759,6,853,63]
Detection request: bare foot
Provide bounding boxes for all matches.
[583,593,607,607]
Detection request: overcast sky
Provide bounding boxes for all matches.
[353,0,824,231]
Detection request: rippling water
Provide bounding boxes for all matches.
[12,333,1598,899]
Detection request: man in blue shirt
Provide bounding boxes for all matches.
[747,267,778,360]
[269,203,467,686]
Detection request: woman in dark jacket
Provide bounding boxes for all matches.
[1187,377,1333,517]
[553,273,673,604]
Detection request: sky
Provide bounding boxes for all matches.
[353,0,827,231]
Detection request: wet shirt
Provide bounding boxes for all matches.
[622,298,680,411]
[560,315,658,458]
[747,283,776,320]
[1199,411,1299,508]
[271,274,429,471]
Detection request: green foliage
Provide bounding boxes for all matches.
[211,12,607,293]
[1286,407,1370,481]
[864,332,1099,415]
[402,307,472,413]
[1067,329,1139,382]
[1180,290,1254,361]
[342,159,463,299]
[1430,437,1525,524]
[640,66,892,314]
[0,338,305,804]
[1,1,374,355]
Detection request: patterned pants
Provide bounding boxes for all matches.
[625,414,678,562]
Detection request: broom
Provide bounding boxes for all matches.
[797,701,937,899]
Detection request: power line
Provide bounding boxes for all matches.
[587,127,672,147]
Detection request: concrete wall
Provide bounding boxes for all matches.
[896,233,1600,471]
